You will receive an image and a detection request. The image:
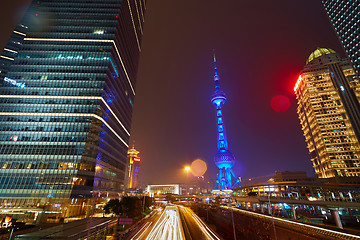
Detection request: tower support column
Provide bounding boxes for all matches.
[330,209,343,229]
[291,205,297,220]
[260,204,265,213]
[268,204,272,215]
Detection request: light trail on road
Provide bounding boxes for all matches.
[131,222,152,240]
[178,205,220,240]
[145,206,184,240]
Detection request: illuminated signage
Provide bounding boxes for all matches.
[4,77,26,88]
[133,157,141,162]
[294,75,302,92]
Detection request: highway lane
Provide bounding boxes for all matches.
[178,205,221,240]
[145,206,184,240]
[125,205,221,240]
[126,206,185,240]
[123,209,163,240]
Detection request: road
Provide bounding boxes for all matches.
[124,205,221,240]
[123,209,162,240]
[178,205,221,240]
[125,206,185,240]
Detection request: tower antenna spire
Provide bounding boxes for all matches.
[213,49,220,90]
[210,53,241,190]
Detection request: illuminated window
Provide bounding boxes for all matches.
[219,133,224,140]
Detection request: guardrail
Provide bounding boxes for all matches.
[235,196,360,208]
[221,206,360,240]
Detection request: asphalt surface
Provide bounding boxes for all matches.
[122,205,221,240]
[123,209,163,240]
[178,205,221,240]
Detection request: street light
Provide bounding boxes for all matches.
[184,166,190,195]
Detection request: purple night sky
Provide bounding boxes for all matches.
[0,1,345,186]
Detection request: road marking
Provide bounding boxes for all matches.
[132,222,152,240]
[179,205,220,240]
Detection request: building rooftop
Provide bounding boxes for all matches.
[306,47,336,64]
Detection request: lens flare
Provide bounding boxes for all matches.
[190,159,207,177]
[270,95,291,112]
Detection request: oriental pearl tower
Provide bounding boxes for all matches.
[210,54,241,190]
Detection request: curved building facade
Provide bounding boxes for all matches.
[0,0,145,223]
[294,48,360,181]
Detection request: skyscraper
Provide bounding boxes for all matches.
[294,48,360,180]
[210,55,240,190]
[322,1,360,76]
[0,0,145,223]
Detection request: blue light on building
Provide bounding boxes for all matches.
[210,54,241,190]
[0,0,145,224]
[322,1,360,77]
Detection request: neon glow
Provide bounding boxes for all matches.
[93,29,105,34]
[0,95,130,136]
[133,157,141,162]
[52,54,109,60]
[13,30,26,36]
[4,48,17,54]
[0,56,14,61]
[23,38,136,95]
[294,75,302,92]
[110,58,120,77]
[126,0,141,52]
[0,112,129,148]
[210,54,240,190]
[133,0,143,34]
[4,77,26,88]
[135,0,145,23]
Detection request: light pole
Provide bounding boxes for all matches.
[231,208,236,240]
[184,166,190,195]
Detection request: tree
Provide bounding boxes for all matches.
[104,199,123,215]
[165,194,176,203]
[104,196,154,217]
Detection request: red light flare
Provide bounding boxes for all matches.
[270,95,291,112]
[294,75,302,92]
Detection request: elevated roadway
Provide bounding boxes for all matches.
[221,205,360,240]
[178,205,221,240]
[125,205,221,240]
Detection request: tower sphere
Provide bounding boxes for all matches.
[211,90,227,105]
[214,150,235,169]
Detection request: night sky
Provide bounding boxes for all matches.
[0,1,345,186]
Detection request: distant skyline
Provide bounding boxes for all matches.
[0,1,346,186]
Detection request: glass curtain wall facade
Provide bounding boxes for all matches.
[322,1,360,76]
[294,48,360,181]
[0,0,145,223]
